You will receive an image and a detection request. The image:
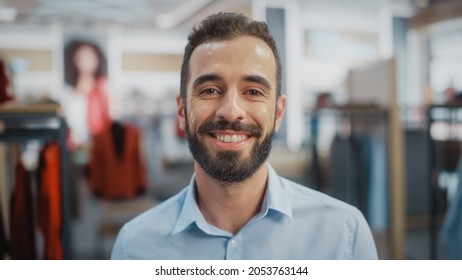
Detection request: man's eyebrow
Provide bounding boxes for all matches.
[192,74,222,88]
[242,75,272,90]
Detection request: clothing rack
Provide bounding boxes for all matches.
[426,104,462,259]
[0,102,72,259]
[326,103,405,260]
[322,105,387,225]
[310,102,405,259]
[343,58,406,259]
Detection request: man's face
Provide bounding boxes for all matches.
[177,36,286,183]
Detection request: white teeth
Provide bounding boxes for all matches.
[216,134,247,143]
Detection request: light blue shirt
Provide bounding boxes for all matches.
[111,163,378,259]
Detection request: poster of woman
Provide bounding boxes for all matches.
[63,38,111,153]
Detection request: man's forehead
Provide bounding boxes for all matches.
[193,36,274,58]
[189,36,276,74]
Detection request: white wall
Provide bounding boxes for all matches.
[0,24,63,101]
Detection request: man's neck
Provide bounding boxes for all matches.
[194,162,269,235]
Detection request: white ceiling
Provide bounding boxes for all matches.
[0,0,420,31]
[0,0,252,30]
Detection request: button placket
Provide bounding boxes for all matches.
[225,235,242,259]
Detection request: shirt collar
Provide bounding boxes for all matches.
[171,162,293,235]
[171,174,205,235]
[264,163,293,220]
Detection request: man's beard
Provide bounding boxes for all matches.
[185,116,275,183]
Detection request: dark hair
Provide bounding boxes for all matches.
[180,12,281,101]
[63,40,107,87]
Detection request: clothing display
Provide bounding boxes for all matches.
[328,135,363,211]
[2,142,66,260]
[38,142,64,260]
[9,162,36,260]
[364,135,388,232]
[405,130,430,215]
[1,105,70,259]
[111,163,378,260]
[328,133,389,231]
[441,157,462,259]
[124,115,164,184]
[89,121,147,200]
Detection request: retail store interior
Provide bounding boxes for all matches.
[1,0,462,260]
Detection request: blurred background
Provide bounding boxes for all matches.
[0,0,461,260]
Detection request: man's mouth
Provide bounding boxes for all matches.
[213,133,249,143]
[197,120,261,144]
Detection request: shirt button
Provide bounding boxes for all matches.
[230,239,238,247]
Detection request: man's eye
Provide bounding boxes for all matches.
[201,88,218,95]
[247,89,262,96]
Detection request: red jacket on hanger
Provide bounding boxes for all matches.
[38,142,64,260]
[89,122,147,200]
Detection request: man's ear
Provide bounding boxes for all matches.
[275,95,286,132]
[176,95,186,131]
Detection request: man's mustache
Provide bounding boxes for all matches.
[197,119,262,137]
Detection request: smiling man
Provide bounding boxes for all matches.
[111,12,378,260]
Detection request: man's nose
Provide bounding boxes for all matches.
[215,89,245,122]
